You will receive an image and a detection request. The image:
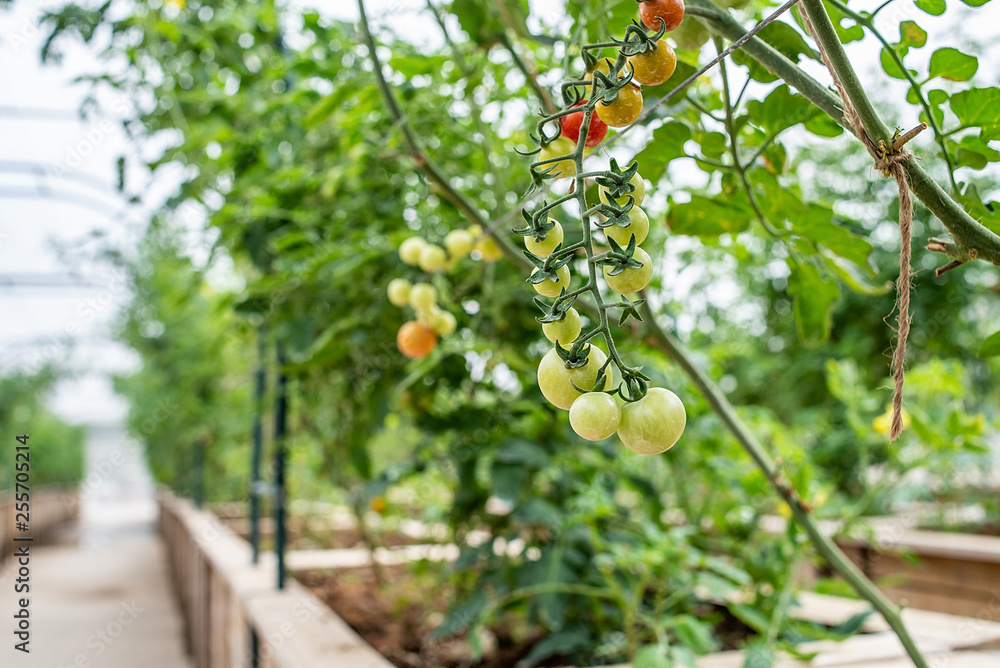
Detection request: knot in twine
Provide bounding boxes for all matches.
[800,10,924,441]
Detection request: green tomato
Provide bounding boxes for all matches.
[531,265,571,298]
[541,307,581,345]
[408,283,437,311]
[525,220,564,258]
[569,392,621,441]
[599,172,645,207]
[387,278,411,307]
[419,244,448,273]
[538,136,577,179]
[429,309,456,336]
[444,229,474,259]
[604,206,649,247]
[537,346,611,410]
[399,237,426,266]
[617,387,686,455]
[603,247,652,293]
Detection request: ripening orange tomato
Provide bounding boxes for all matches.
[397,321,437,359]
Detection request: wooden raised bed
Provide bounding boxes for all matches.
[160,493,1000,667]
[837,518,1000,618]
[0,487,78,559]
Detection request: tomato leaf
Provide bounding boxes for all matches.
[636,120,691,185]
[788,258,841,345]
[978,330,1000,358]
[899,21,927,48]
[929,47,978,81]
[915,0,947,15]
[747,84,816,136]
[949,87,1000,140]
[667,194,753,238]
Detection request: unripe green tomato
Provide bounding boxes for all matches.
[444,229,474,259]
[531,265,571,298]
[604,206,649,247]
[475,237,504,262]
[537,346,611,410]
[387,278,412,307]
[399,237,427,266]
[604,247,652,294]
[538,136,577,179]
[599,172,646,207]
[419,244,448,273]
[617,387,686,455]
[525,220,564,257]
[408,283,437,311]
[430,309,457,336]
[569,392,621,441]
[542,307,582,345]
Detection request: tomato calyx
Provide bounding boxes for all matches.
[525,247,571,285]
[597,235,645,277]
[534,293,578,324]
[596,158,641,203]
[554,340,596,370]
[617,368,653,402]
[592,59,637,107]
[615,19,667,56]
[513,207,557,245]
[616,295,646,326]
[594,197,636,232]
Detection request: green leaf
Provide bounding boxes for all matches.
[668,195,753,238]
[788,259,841,345]
[915,0,946,15]
[804,114,844,137]
[636,121,691,184]
[793,205,873,267]
[959,0,991,5]
[929,47,978,81]
[822,1,865,43]
[672,615,715,654]
[729,603,771,634]
[879,45,910,79]
[832,610,874,636]
[634,644,672,668]
[953,134,1000,169]
[978,330,1000,357]
[823,253,892,296]
[733,20,819,81]
[743,641,776,668]
[746,85,815,136]
[494,439,549,468]
[899,21,927,48]
[949,87,1000,139]
[519,628,590,668]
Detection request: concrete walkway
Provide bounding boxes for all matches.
[0,424,191,667]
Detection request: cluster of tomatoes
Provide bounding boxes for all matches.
[530,0,689,455]
[538,0,683,174]
[390,225,504,359]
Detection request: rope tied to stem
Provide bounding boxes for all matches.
[799,9,923,441]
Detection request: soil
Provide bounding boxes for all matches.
[298,565,756,668]
[298,565,553,668]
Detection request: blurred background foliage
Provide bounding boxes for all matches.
[34,0,1000,662]
[0,366,85,488]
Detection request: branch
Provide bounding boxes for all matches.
[638,304,930,668]
[356,0,526,266]
[685,0,1000,268]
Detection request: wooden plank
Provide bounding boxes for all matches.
[839,526,1000,565]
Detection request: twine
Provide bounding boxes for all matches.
[799,9,914,441]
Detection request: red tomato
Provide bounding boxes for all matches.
[639,0,685,32]
[560,102,609,149]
